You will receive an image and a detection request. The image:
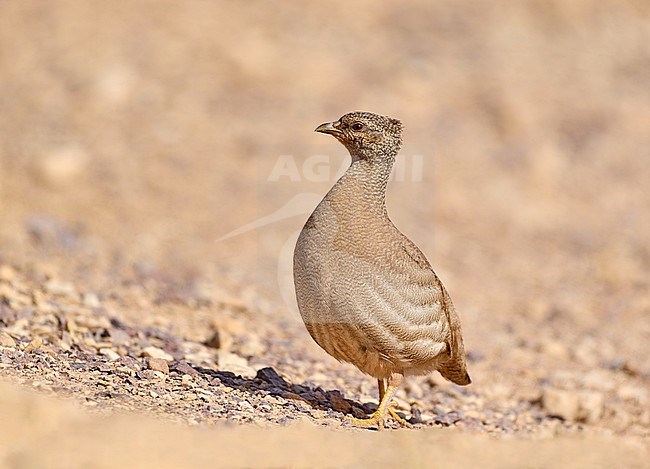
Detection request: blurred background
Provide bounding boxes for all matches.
[0,0,649,404]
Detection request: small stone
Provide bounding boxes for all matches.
[617,384,647,404]
[282,391,310,404]
[256,367,289,388]
[310,372,329,383]
[577,391,604,423]
[35,144,88,188]
[409,406,424,424]
[329,394,352,414]
[543,388,579,421]
[217,351,248,370]
[0,265,17,282]
[109,328,130,345]
[204,330,222,349]
[43,280,76,297]
[26,216,78,249]
[0,332,16,348]
[361,402,378,414]
[580,369,617,392]
[82,292,101,308]
[171,361,199,377]
[147,357,169,374]
[142,346,173,361]
[351,406,366,419]
[24,337,43,352]
[100,348,121,360]
[214,317,246,335]
[238,337,265,357]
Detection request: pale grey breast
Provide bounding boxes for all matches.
[294,198,454,377]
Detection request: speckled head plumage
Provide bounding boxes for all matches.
[315,111,403,161]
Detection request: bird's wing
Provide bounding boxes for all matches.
[393,234,464,359]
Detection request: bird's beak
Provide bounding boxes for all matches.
[315,121,342,136]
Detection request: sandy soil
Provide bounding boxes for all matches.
[0,1,649,467]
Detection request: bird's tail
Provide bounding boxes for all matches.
[440,360,471,385]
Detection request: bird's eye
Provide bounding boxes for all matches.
[351,122,364,131]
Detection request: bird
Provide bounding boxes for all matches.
[293,111,471,429]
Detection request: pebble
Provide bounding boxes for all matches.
[182,375,194,387]
[329,394,352,414]
[0,265,17,281]
[576,391,604,423]
[43,280,77,298]
[282,392,310,405]
[147,357,170,374]
[142,346,173,361]
[204,330,223,350]
[543,388,604,423]
[214,317,246,335]
[218,350,255,377]
[34,144,88,188]
[580,369,617,392]
[108,328,131,345]
[171,360,200,377]
[100,348,121,361]
[463,409,482,420]
[217,351,249,371]
[238,337,266,357]
[350,407,366,419]
[0,332,16,348]
[256,367,289,388]
[82,292,101,308]
[616,384,647,404]
[543,388,580,420]
[24,337,43,352]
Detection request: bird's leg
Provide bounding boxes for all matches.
[378,378,386,401]
[349,373,406,430]
[376,378,407,425]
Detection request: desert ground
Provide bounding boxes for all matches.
[0,1,648,467]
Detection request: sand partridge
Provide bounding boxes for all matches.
[293,111,470,429]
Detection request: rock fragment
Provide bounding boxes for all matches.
[142,346,173,361]
[24,337,43,352]
[543,388,605,423]
[543,388,580,420]
[100,348,121,361]
[0,332,16,348]
[329,392,352,414]
[256,367,289,388]
[171,360,200,377]
[147,357,170,374]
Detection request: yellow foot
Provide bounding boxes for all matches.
[389,408,410,427]
[348,411,385,430]
[348,407,410,430]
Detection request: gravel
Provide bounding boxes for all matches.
[0,262,648,440]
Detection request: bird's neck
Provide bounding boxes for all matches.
[328,151,397,216]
